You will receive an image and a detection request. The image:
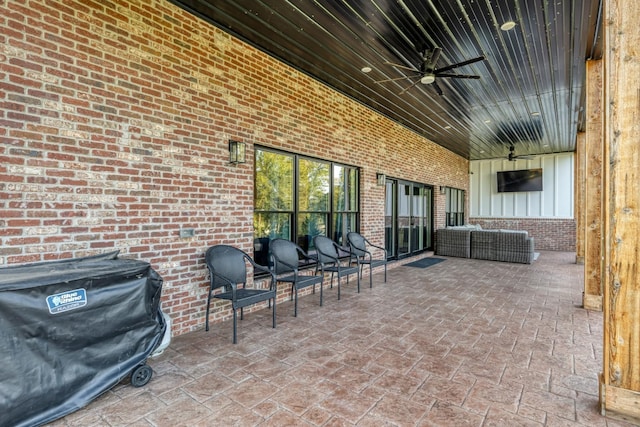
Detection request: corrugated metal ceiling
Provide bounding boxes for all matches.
[170,0,603,160]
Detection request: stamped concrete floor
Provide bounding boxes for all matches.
[49,252,637,427]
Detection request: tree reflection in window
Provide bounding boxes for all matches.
[332,165,358,246]
[298,158,330,251]
[254,150,293,265]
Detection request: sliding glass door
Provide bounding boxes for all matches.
[385,179,433,259]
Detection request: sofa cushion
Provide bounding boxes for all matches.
[448,224,482,230]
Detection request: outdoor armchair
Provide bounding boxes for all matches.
[270,239,324,316]
[204,245,276,344]
[313,235,360,300]
[347,231,388,288]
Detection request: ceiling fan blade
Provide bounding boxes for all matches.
[399,79,421,95]
[384,61,418,72]
[432,81,444,96]
[435,56,485,73]
[374,75,419,84]
[435,73,481,79]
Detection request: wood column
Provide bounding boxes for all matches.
[583,60,603,311]
[600,0,640,422]
[574,131,586,265]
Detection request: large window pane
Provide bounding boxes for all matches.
[333,165,357,211]
[298,158,330,211]
[255,150,293,211]
[385,180,396,256]
[298,158,330,250]
[297,213,328,251]
[254,149,294,266]
[332,212,356,246]
[445,187,465,226]
[254,212,292,240]
[332,165,358,245]
[412,186,425,249]
[253,212,291,265]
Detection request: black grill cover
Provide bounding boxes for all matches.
[0,251,166,427]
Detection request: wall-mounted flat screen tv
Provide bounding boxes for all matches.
[497,168,543,192]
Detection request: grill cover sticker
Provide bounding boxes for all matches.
[46,288,87,314]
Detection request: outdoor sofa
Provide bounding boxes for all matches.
[436,226,535,264]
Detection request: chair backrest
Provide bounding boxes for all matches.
[205,245,248,289]
[253,237,270,266]
[313,235,338,263]
[347,232,367,257]
[270,239,299,274]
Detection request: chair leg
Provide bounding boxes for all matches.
[294,287,298,317]
[384,264,387,283]
[205,293,211,332]
[350,271,360,293]
[272,296,276,328]
[232,307,238,344]
[319,282,323,306]
[369,264,373,289]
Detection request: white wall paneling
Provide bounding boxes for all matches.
[469,153,574,218]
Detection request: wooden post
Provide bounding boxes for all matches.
[600,0,640,422]
[575,131,586,265]
[583,60,603,311]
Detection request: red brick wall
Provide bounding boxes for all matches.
[468,218,576,251]
[0,0,468,335]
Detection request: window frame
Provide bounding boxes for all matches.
[253,146,360,265]
[445,187,466,226]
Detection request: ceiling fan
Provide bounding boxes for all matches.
[375,47,485,95]
[507,144,535,161]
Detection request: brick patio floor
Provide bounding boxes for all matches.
[48,251,636,426]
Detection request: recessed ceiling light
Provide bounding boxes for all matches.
[361,66,372,73]
[500,21,516,31]
[444,125,452,130]
[531,111,540,116]
[484,119,491,124]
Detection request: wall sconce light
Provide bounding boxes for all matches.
[439,186,447,195]
[228,140,246,164]
[376,173,386,186]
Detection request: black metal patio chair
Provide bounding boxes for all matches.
[269,239,324,316]
[204,245,276,344]
[347,231,388,288]
[313,235,360,300]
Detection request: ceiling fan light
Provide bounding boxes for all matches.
[420,74,435,85]
[500,21,516,31]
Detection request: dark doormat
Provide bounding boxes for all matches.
[404,257,446,268]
